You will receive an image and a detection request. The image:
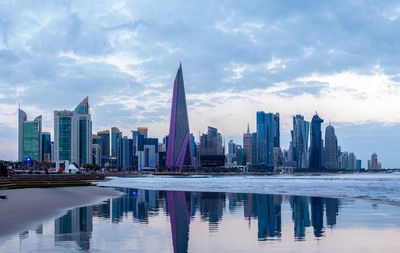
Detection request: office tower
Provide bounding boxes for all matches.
[42,132,51,162]
[54,97,92,165]
[243,124,252,165]
[23,115,42,162]
[228,140,236,155]
[291,115,309,169]
[251,132,257,165]
[236,147,247,166]
[18,108,43,162]
[166,64,194,168]
[356,159,362,170]
[371,153,378,170]
[256,112,279,167]
[97,130,110,167]
[75,97,92,165]
[348,152,356,170]
[92,134,101,145]
[273,147,282,168]
[18,108,27,161]
[137,127,148,138]
[324,124,338,169]
[309,112,324,170]
[97,130,110,157]
[92,144,101,166]
[199,127,225,167]
[111,127,121,157]
[138,137,159,169]
[339,151,349,169]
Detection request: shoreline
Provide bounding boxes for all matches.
[0,186,123,241]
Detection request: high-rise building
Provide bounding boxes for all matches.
[23,116,42,162]
[138,137,159,169]
[256,112,279,167]
[371,153,378,170]
[97,130,110,167]
[75,97,92,165]
[348,152,356,170]
[111,127,121,158]
[339,151,349,169]
[199,127,225,167]
[54,97,92,165]
[166,64,194,168]
[243,124,252,166]
[291,115,309,169]
[228,140,236,155]
[356,159,362,170]
[18,108,42,162]
[251,132,257,165]
[137,127,148,138]
[42,132,51,162]
[324,124,338,169]
[309,112,324,170]
[18,108,27,161]
[92,144,101,166]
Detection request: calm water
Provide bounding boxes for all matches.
[2,187,400,252]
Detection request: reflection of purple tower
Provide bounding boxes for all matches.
[166,64,194,168]
[167,191,191,253]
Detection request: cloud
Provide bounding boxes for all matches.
[0,0,400,166]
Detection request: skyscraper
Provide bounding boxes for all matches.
[42,132,51,162]
[243,124,252,166]
[309,112,324,170]
[18,108,43,162]
[75,97,92,165]
[166,64,194,168]
[256,112,279,167]
[18,108,27,161]
[371,153,378,170]
[54,97,92,165]
[324,124,338,169]
[291,115,309,169]
[111,127,121,157]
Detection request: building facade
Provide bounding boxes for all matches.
[166,64,194,168]
[291,115,309,169]
[42,132,51,162]
[243,124,252,166]
[256,112,280,167]
[309,113,324,170]
[324,125,338,169]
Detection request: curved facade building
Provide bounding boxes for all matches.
[166,64,194,168]
[324,125,338,169]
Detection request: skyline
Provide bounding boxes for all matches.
[1,1,400,166]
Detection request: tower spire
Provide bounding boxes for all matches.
[247,123,250,134]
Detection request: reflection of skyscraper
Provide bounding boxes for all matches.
[55,206,93,250]
[256,194,281,240]
[325,198,339,227]
[199,192,225,231]
[290,196,310,240]
[167,191,192,253]
[166,64,194,168]
[310,197,324,238]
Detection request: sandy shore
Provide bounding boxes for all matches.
[0,186,122,240]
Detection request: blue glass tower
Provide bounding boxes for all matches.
[309,113,324,170]
[256,112,280,167]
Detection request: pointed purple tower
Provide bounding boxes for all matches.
[166,63,194,168]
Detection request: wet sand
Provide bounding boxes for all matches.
[0,186,122,239]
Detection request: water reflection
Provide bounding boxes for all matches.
[16,188,400,252]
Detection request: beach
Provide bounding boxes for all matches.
[0,186,122,240]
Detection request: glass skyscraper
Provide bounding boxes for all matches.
[324,124,338,169]
[309,113,324,170]
[42,132,51,162]
[256,112,280,167]
[54,97,92,165]
[18,108,42,162]
[291,115,309,169]
[166,64,194,168]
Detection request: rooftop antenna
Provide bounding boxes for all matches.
[18,100,20,110]
[247,123,250,134]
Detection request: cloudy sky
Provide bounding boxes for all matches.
[1,0,400,167]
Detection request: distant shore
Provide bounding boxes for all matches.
[0,186,122,240]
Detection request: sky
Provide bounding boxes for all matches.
[1,0,400,167]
